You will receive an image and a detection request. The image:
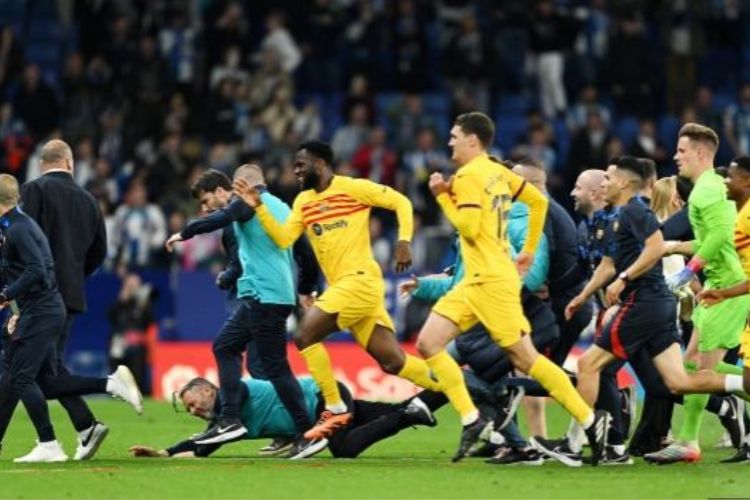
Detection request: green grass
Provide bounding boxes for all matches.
[0,398,745,499]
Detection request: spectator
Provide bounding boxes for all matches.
[300,0,343,91]
[98,107,125,168]
[629,119,669,175]
[342,74,375,125]
[724,83,750,155]
[260,85,298,144]
[73,136,96,187]
[164,92,190,135]
[206,78,238,144]
[13,64,60,140]
[391,0,429,91]
[147,133,188,205]
[209,46,250,90]
[401,128,450,226]
[126,35,171,150]
[443,11,489,112]
[567,84,611,132]
[108,273,155,393]
[104,16,137,97]
[608,12,654,117]
[111,181,167,269]
[526,0,577,118]
[207,2,249,70]
[352,126,398,187]
[260,11,302,74]
[61,52,99,142]
[344,0,385,81]
[292,101,323,142]
[567,109,612,178]
[158,9,196,93]
[332,103,370,162]
[693,86,722,134]
[0,25,24,94]
[248,48,292,111]
[387,93,436,153]
[85,158,119,206]
[0,103,32,177]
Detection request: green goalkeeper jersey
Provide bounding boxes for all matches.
[688,169,745,288]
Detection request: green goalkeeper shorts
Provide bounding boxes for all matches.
[692,293,750,352]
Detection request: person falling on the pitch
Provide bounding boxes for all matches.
[233,140,441,441]
[129,376,437,460]
[645,124,750,464]
[412,111,609,464]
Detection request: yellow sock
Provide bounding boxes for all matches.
[528,355,592,424]
[300,343,344,411]
[398,354,442,392]
[425,350,477,423]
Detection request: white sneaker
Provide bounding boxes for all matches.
[107,366,143,414]
[14,440,68,463]
[74,421,109,460]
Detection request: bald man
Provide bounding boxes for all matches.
[19,139,108,460]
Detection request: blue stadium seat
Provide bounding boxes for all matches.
[551,118,570,170]
[614,116,640,147]
[25,42,60,67]
[421,92,450,116]
[495,113,527,152]
[658,115,680,152]
[0,0,27,24]
[495,93,533,115]
[28,19,65,42]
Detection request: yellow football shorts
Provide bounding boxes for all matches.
[432,280,530,348]
[741,324,750,366]
[315,274,394,347]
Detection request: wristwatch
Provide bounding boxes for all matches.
[618,271,629,283]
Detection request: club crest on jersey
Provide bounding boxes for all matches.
[613,220,620,232]
[596,228,604,240]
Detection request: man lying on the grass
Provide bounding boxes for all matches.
[129,376,437,459]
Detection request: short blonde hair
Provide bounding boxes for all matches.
[0,174,19,207]
[679,123,719,152]
[650,176,677,222]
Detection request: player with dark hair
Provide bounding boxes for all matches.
[412,111,608,463]
[532,155,745,466]
[166,164,323,459]
[233,141,441,442]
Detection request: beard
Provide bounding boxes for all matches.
[301,170,321,190]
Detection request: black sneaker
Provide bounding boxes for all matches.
[194,419,248,445]
[584,410,610,466]
[467,441,503,458]
[486,445,544,466]
[452,416,490,462]
[721,443,750,463]
[719,396,746,449]
[258,437,295,457]
[601,445,634,465]
[530,436,582,467]
[288,436,328,460]
[495,386,525,432]
[401,398,437,427]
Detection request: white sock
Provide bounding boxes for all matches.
[725,375,744,393]
[568,423,585,453]
[489,431,505,445]
[581,412,595,429]
[461,410,479,427]
[326,402,348,414]
[718,400,730,417]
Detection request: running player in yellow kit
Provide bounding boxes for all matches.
[416,112,608,463]
[233,141,440,439]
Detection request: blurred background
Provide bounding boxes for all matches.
[1,0,749,394]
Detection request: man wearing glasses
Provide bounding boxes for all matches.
[129,377,437,459]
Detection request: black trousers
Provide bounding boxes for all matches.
[213,298,311,434]
[55,312,97,431]
[0,303,64,442]
[0,306,108,443]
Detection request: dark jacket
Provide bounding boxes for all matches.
[0,207,61,310]
[20,171,107,313]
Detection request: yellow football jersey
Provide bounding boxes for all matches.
[734,198,750,277]
[436,155,548,284]
[255,175,413,284]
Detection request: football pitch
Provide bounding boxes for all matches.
[0,399,744,499]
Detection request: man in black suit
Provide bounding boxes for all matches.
[20,139,108,460]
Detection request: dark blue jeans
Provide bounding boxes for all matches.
[213,298,311,434]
